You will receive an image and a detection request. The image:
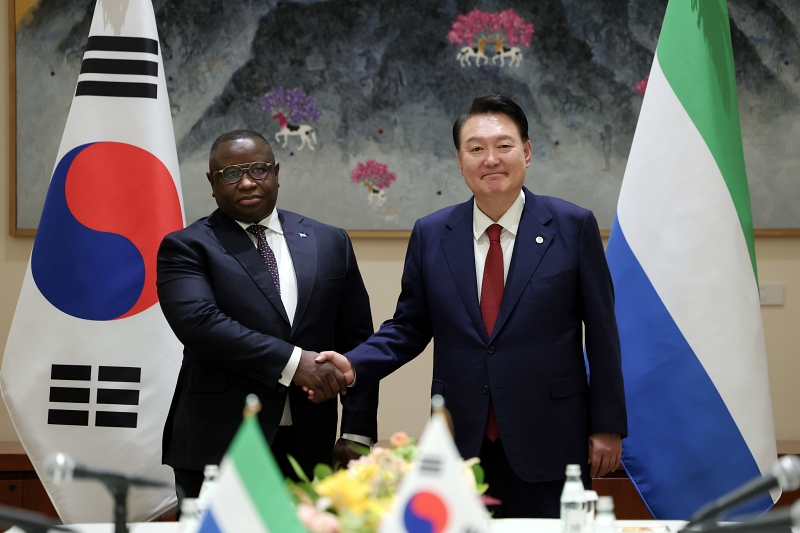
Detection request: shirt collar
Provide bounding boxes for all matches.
[235,209,284,235]
[473,190,526,241]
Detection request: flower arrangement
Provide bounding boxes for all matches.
[288,432,488,533]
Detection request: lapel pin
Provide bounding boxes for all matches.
[298,232,308,238]
[536,236,544,244]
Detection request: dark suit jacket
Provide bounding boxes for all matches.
[157,208,378,473]
[348,187,626,483]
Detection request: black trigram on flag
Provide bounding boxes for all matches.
[419,456,443,476]
[75,36,158,99]
[48,364,141,428]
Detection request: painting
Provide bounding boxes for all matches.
[11,0,800,234]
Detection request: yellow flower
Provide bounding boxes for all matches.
[315,471,371,515]
[390,431,409,447]
[352,463,379,485]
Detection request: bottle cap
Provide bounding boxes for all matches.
[566,464,582,476]
[203,464,219,478]
[597,496,614,512]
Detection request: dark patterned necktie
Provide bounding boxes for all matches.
[246,224,281,294]
[481,223,504,442]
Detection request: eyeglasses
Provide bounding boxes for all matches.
[211,161,275,184]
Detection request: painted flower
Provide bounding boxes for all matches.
[350,160,397,190]
[259,87,321,124]
[447,8,534,48]
[636,74,649,95]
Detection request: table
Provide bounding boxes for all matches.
[7,519,688,533]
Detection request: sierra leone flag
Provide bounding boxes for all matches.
[197,416,306,533]
[606,0,777,520]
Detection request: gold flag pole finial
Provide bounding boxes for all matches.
[243,394,262,419]
[431,394,455,437]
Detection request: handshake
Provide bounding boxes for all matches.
[292,350,355,403]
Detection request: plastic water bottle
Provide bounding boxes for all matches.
[594,496,616,533]
[584,490,599,532]
[178,498,201,533]
[560,464,586,533]
[196,464,219,513]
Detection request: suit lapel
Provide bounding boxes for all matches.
[440,199,488,342]
[280,211,316,333]
[491,188,554,340]
[206,210,290,324]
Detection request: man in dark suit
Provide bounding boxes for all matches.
[316,95,627,518]
[157,130,378,497]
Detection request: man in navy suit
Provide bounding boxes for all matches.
[316,95,627,517]
[157,130,378,497]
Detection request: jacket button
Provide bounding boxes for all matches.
[482,385,489,394]
[278,385,287,393]
[487,346,495,354]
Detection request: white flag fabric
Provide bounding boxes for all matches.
[379,412,489,533]
[2,0,184,523]
[606,0,776,519]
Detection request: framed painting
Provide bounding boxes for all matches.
[10,0,800,236]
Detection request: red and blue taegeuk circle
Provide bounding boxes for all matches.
[31,142,183,321]
[403,491,449,533]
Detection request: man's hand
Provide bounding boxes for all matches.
[304,351,355,401]
[332,438,369,470]
[316,351,355,383]
[292,350,347,403]
[588,433,622,478]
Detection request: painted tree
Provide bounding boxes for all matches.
[447,8,534,48]
[350,160,397,190]
[636,75,650,95]
[259,87,321,124]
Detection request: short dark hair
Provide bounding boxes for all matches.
[209,130,272,160]
[452,95,529,149]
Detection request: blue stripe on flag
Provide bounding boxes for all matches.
[197,509,223,533]
[606,217,771,519]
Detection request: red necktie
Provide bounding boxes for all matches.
[481,223,503,441]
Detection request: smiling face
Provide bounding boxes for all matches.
[207,137,280,223]
[457,113,532,217]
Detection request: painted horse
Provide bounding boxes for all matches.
[457,46,488,67]
[492,46,523,67]
[272,112,317,151]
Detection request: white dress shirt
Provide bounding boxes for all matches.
[237,211,372,446]
[473,190,526,301]
[237,212,299,426]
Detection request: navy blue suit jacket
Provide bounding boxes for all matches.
[348,187,626,483]
[157,209,378,473]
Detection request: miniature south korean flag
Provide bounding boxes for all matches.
[379,396,490,533]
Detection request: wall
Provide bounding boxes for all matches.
[1,1,799,443]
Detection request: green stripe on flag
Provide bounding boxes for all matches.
[228,417,306,533]
[656,0,758,281]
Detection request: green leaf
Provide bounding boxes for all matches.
[346,441,371,456]
[287,454,310,483]
[314,463,334,480]
[472,463,485,485]
[476,482,489,495]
